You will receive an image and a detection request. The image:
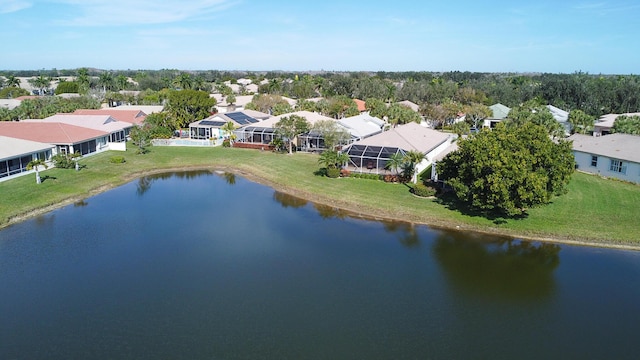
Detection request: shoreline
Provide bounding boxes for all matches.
[3,166,640,252]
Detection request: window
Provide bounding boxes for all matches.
[609,159,627,174]
[591,155,598,167]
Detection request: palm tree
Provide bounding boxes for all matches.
[6,75,21,88]
[98,72,113,93]
[115,74,129,91]
[404,150,426,183]
[386,152,405,175]
[26,159,48,184]
[221,121,237,144]
[29,75,51,95]
[173,73,193,90]
[318,150,349,177]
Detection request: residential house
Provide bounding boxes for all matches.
[233,111,336,151]
[209,94,255,113]
[341,122,454,182]
[483,103,511,128]
[73,109,147,126]
[337,113,385,141]
[0,136,54,182]
[24,114,132,150]
[547,104,571,135]
[0,121,110,157]
[397,100,420,113]
[354,99,367,113]
[189,110,271,140]
[593,112,640,136]
[569,133,640,183]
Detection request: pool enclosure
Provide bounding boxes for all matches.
[343,144,406,174]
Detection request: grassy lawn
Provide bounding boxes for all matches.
[1,146,639,247]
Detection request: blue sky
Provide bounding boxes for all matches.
[1,0,639,74]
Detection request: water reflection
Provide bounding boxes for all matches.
[381,221,421,247]
[136,170,212,196]
[273,191,308,208]
[433,232,560,302]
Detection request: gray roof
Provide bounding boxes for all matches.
[489,103,511,119]
[546,105,569,122]
[338,113,385,139]
[347,122,451,154]
[0,135,54,160]
[569,133,640,163]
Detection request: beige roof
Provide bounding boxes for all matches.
[254,111,334,128]
[0,122,107,144]
[210,94,254,107]
[595,112,640,129]
[432,142,459,162]
[0,135,54,160]
[73,109,147,125]
[349,122,451,154]
[569,133,640,163]
[397,100,420,112]
[108,105,164,114]
[26,114,132,133]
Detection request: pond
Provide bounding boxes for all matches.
[1,171,639,359]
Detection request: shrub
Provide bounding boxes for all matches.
[109,156,126,164]
[412,183,436,197]
[326,167,341,178]
[51,154,75,169]
[222,139,231,147]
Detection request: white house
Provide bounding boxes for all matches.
[483,103,511,128]
[547,105,571,135]
[569,133,640,184]
[0,136,55,182]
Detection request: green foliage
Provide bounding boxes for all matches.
[275,114,310,154]
[350,173,383,180]
[245,94,290,114]
[568,109,595,134]
[612,115,640,135]
[109,156,126,164]
[165,89,216,129]
[9,96,100,120]
[326,167,341,178]
[55,81,80,95]
[317,150,349,174]
[130,125,151,154]
[437,122,575,217]
[51,154,77,169]
[412,183,437,197]
[222,139,231,147]
[451,121,471,137]
[310,119,351,150]
[0,87,29,99]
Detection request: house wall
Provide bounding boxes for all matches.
[574,151,640,184]
[413,136,454,183]
[0,149,53,183]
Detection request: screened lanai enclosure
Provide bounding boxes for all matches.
[343,144,406,174]
[234,127,276,145]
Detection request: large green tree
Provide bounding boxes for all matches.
[437,122,574,217]
[274,114,310,154]
[164,89,217,129]
[568,109,595,134]
[310,119,351,150]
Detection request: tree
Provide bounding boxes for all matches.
[465,103,492,129]
[173,72,193,90]
[274,115,310,154]
[310,119,351,150]
[115,74,130,91]
[76,68,90,93]
[404,150,426,182]
[365,97,387,119]
[318,149,349,177]
[611,115,640,135]
[27,159,48,184]
[245,93,290,114]
[6,75,21,88]
[164,89,217,129]
[386,152,405,175]
[98,72,113,93]
[221,121,237,144]
[437,122,574,217]
[29,75,51,95]
[568,109,595,134]
[130,125,151,154]
[451,121,470,138]
[54,81,80,95]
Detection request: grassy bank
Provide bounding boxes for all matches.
[2,146,639,248]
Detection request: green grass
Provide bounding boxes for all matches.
[2,146,639,247]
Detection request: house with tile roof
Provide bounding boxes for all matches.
[73,109,147,126]
[189,110,271,140]
[341,122,454,182]
[25,114,132,147]
[569,133,640,183]
[0,122,110,157]
[0,136,55,182]
[353,99,367,112]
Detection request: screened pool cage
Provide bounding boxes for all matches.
[343,144,407,174]
[235,128,355,152]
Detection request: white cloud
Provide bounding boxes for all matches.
[0,0,32,14]
[53,0,238,26]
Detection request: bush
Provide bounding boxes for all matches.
[412,183,436,197]
[109,156,126,164]
[222,139,231,147]
[326,167,341,178]
[350,173,382,181]
[51,154,76,169]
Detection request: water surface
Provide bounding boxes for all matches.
[1,171,639,359]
